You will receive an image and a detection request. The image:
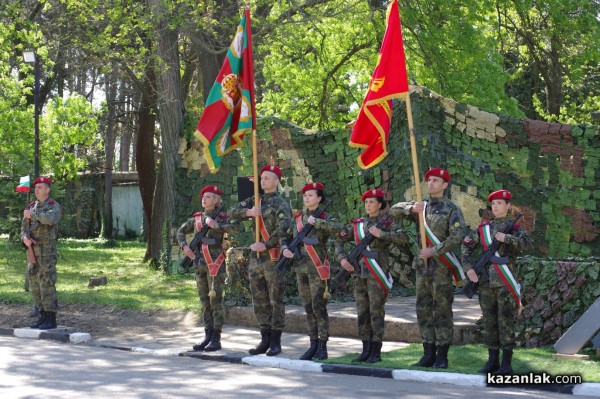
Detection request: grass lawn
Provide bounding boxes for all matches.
[321,344,600,382]
[0,236,199,311]
[2,236,598,382]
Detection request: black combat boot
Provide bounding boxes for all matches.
[39,311,57,330]
[313,339,328,360]
[204,330,222,352]
[266,329,282,356]
[494,349,513,375]
[192,328,213,351]
[352,340,371,362]
[30,310,46,329]
[432,344,450,369]
[299,337,319,360]
[411,342,436,367]
[479,348,500,373]
[366,341,382,363]
[249,328,271,355]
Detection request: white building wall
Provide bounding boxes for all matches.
[112,185,143,236]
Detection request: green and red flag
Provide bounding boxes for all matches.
[15,175,31,193]
[349,0,409,169]
[195,8,256,173]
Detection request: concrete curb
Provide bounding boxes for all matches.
[2,328,598,397]
[90,341,600,397]
[4,327,92,344]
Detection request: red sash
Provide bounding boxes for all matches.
[194,213,203,231]
[257,199,280,262]
[295,214,330,279]
[201,244,225,277]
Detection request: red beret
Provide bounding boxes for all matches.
[301,182,324,194]
[200,185,222,196]
[33,176,52,187]
[424,168,450,182]
[361,188,385,202]
[488,189,512,202]
[260,164,282,179]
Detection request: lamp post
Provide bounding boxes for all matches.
[22,50,40,179]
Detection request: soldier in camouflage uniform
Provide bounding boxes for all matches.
[281,182,342,360]
[21,177,62,330]
[462,189,532,374]
[335,189,409,363]
[389,168,466,369]
[177,185,240,352]
[229,165,292,356]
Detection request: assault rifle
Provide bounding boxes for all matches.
[180,204,224,273]
[463,212,522,299]
[275,200,332,273]
[333,215,391,288]
[23,203,37,265]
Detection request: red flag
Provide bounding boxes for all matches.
[350,0,409,169]
[195,8,256,173]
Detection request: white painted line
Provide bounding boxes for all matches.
[131,347,156,354]
[392,369,487,387]
[14,328,42,339]
[573,383,600,397]
[70,333,92,344]
[242,356,323,372]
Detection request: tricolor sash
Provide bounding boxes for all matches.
[479,223,521,309]
[422,201,466,282]
[353,220,393,296]
[201,244,225,277]
[257,199,280,262]
[295,215,330,280]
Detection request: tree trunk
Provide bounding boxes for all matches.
[148,0,185,268]
[136,65,157,262]
[102,61,118,238]
[119,82,133,172]
[544,34,563,119]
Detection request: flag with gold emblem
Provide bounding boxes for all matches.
[349,0,409,169]
[195,8,256,173]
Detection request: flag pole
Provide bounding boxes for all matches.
[405,91,427,255]
[245,6,261,253]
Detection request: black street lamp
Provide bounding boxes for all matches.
[22,50,40,179]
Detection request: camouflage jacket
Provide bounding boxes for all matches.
[229,192,292,251]
[284,209,342,274]
[176,210,240,262]
[389,196,465,259]
[20,197,62,256]
[461,215,532,288]
[334,214,409,279]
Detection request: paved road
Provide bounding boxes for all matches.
[1,337,593,399]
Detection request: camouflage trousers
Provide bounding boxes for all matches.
[296,271,329,340]
[479,285,517,350]
[354,276,387,343]
[415,259,454,346]
[194,262,227,331]
[27,258,58,312]
[248,254,285,330]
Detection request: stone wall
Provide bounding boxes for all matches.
[176,85,599,259]
[1,172,139,239]
[175,86,599,346]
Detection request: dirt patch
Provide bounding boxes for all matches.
[0,302,200,338]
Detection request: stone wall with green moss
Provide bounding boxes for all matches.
[176,85,599,259]
[176,86,599,346]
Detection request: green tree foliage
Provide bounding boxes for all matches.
[42,95,101,180]
[495,0,600,123]
[257,0,380,130]
[400,0,521,116]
